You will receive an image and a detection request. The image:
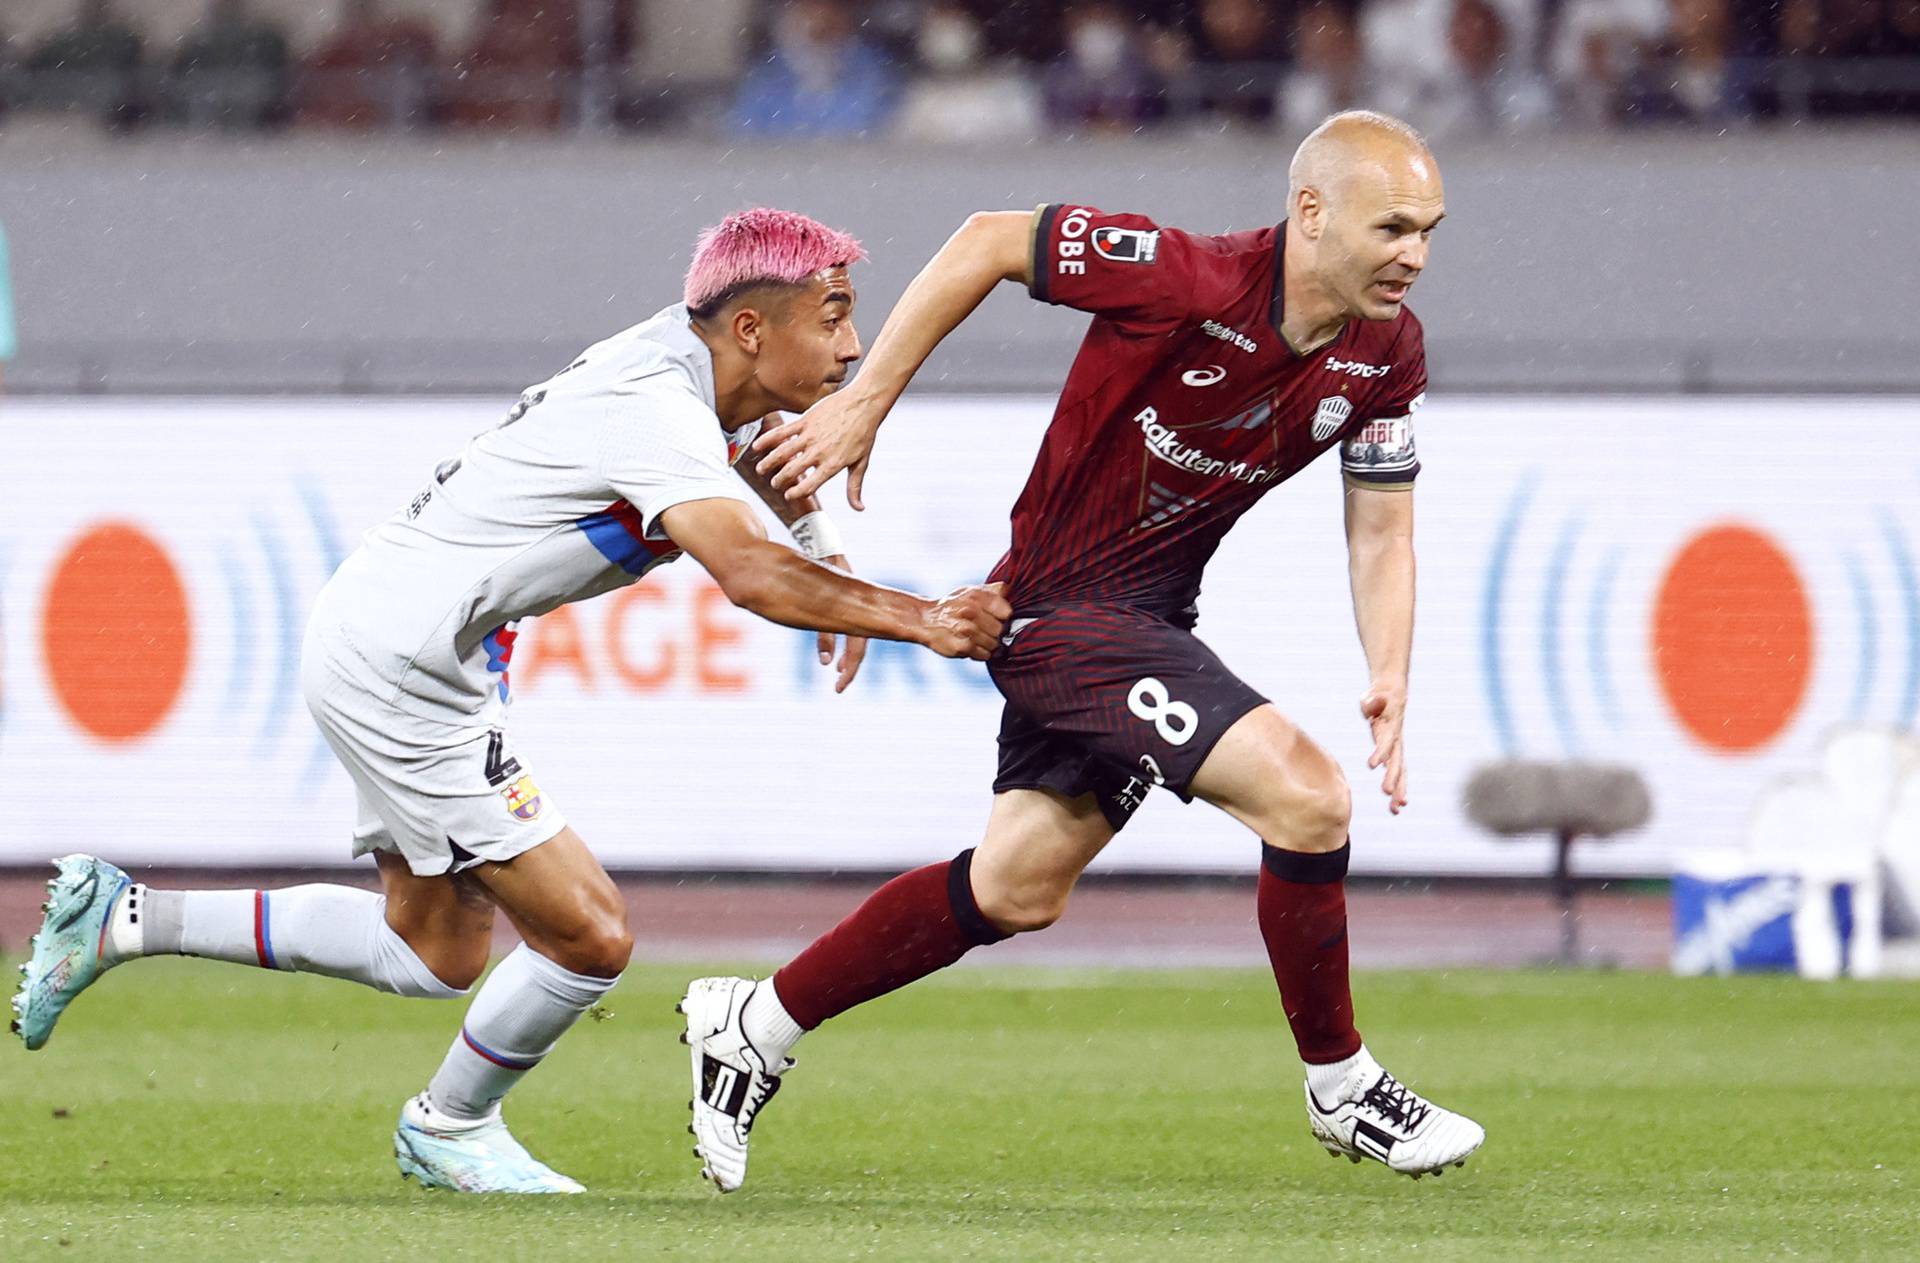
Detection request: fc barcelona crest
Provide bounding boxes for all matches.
[1311,395,1353,442]
[501,775,544,822]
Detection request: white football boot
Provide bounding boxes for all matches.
[1306,1050,1485,1178]
[679,976,790,1192]
[392,1093,585,1194]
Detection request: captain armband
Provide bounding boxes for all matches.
[1339,399,1422,486]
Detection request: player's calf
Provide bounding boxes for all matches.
[679,846,1033,1191]
[420,942,619,1140]
[967,788,1116,934]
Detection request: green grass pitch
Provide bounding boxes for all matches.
[3,961,1916,1261]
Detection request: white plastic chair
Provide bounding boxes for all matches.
[1817,726,1919,976]
[1822,725,1913,830]
[1743,774,1867,979]
[1883,769,1920,937]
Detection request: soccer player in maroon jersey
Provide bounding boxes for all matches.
[681,111,1484,1187]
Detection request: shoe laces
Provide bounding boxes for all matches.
[1358,1071,1431,1132]
[735,1064,785,1135]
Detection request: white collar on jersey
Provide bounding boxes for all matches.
[650,302,721,414]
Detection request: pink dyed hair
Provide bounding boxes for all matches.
[683,208,867,317]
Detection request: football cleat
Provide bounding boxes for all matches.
[1306,1053,1485,1178]
[679,975,790,1192]
[393,1093,584,1194]
[11,854,130,1051]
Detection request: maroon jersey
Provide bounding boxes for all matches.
[987,204,1427,624]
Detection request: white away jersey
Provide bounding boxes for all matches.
[309,304,761,716]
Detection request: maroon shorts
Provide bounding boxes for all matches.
[987,605,1269,831]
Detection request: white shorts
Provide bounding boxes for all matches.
[300,628,567,877]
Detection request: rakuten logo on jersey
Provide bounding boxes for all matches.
[1135,406,1281,485]
[1202,320,1259,354]
[1324,357,1392,378]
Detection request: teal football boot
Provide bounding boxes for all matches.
[393,1094,586,1194]
[10,854,129,1051]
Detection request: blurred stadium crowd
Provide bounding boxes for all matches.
[0,0,1913,141]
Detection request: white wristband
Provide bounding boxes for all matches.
[790,511,845,562]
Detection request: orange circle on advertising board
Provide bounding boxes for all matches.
[42,522,192,742]
[1652,524,1812,753]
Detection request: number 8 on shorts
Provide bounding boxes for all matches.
[1127,676,1199,747]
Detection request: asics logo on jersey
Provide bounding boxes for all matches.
[1201,320,1259,354]
[1181,365,1227,388]
[1324,357,1393,378]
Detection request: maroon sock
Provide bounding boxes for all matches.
[772,848,1009,1030]
[1257,841,1363,1064]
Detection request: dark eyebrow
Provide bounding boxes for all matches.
[1378,211,1445,229]
[823,291,853,309]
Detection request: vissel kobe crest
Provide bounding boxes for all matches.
[1311,395,1353,442]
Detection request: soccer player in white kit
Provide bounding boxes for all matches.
[10,209,1011,1193]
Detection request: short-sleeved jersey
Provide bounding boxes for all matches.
[987,204,1427,624]
[312,303,761,716]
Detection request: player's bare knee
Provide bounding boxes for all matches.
[980,896,1065,934]
[1288,771,1352,853]
[975,880,1070,934]
[425,950,488,993]
[429,927,494,991]
[381,903,491,990]
[391,923,490,991]
[551,912,633,979]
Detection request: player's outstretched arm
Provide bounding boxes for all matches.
[754,209,1033,508]
[1344,483,1416,814]
[659,497,1010,660]
[735,426,867,690]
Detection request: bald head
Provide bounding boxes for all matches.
[1288,110,1434,210]
[1282,110,1444,330]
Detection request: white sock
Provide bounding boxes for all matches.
[742,978,807,1063]
[1306,1045,1375,1105]
[102,882,153,960]
[109,884,465,999]
[427,943,619,1122]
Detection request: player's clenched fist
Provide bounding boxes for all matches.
[917,583,1012,660]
